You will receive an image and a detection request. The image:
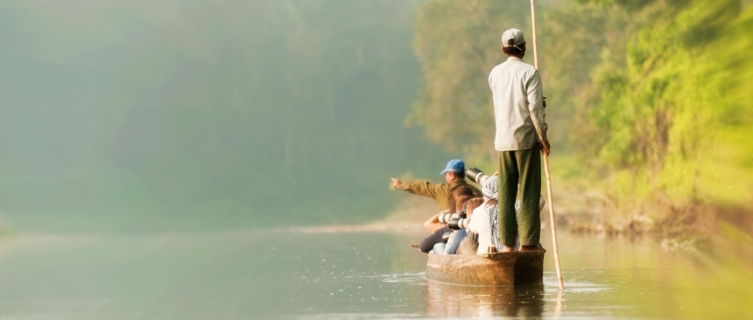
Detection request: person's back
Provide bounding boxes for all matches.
[468,202,495,254]
[456,197,485,255]
[466,176,499,254]
[489,59,544,152]
[488,28,549,253]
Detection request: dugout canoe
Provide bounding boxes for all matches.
[425,251,544,286]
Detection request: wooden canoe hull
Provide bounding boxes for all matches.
[425,251,544,286]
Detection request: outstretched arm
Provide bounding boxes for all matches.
[392,179,442,200]
[424,213,444,232]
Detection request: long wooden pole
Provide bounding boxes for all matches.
[530,0,564,291]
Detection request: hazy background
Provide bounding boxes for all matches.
[1,0,752,239]
[0,0,453,232]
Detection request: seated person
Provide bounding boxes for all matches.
[418,193,472,254]
[423,186,474,232]
[392,159,481,213]
[456,197,485,255]
[420,226,450,254]
[440,195,474,255]
[466,176,499,254]
[443,228,465,255]
[468,176,546,254]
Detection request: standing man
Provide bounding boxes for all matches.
[391,159,481,212]
[488,28,549,252]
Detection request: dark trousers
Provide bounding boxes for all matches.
[498,144,542,247]
[419,226,450,253]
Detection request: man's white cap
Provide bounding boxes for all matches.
[501,28,525,50]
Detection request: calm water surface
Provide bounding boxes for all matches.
[0,228,750,319]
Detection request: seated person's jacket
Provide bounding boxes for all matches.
[398,179,481,212]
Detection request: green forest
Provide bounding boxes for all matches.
[412,0,753,237]
[0,0,751,236]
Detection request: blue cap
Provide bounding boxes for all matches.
[440,159,465,175]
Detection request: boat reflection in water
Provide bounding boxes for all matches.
[425,281,544,318]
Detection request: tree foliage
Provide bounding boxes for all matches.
[576,0,753,210]
[411,0,753,220]
[411,0,531,158]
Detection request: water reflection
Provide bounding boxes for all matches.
[426,281,545,318]
[0,230,751,319]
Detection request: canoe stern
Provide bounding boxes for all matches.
[425,252,544,286]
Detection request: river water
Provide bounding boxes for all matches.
[0,228,750,319]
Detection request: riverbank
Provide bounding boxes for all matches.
[293,191,753,257]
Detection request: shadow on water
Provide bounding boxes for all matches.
[425,281,545,318]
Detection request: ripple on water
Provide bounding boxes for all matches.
[362,272,426,285]
[295,312,423,320]
[543,271,609,294]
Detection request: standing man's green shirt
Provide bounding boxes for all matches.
[392,159,481,212]
[488,28,550,252]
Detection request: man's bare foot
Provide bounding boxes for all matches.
[498,246,514,253]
